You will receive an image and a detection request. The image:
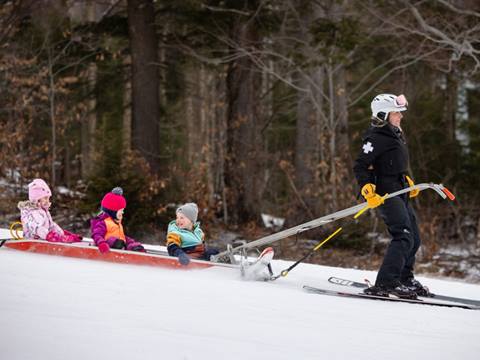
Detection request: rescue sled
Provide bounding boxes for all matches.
[2,239,238,270]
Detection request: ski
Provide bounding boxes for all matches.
[328,276,480,307]
[303,285,480,310]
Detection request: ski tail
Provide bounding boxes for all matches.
[328,276,368,288]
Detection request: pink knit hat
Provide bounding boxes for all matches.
[28,179,52,202]
[101,187,126,212]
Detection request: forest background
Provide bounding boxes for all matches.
[1,0,479,279]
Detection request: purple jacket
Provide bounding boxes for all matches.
[90,212,141,250]
[18,201,64,240]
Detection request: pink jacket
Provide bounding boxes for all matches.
[18,200,64,240]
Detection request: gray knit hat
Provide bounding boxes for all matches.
[176,202,199,223]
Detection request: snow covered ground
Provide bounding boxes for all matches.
[1,229,480,360]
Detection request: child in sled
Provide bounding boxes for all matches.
[18,179,82,243]
[166,202,218,265]
[90,187,145,254]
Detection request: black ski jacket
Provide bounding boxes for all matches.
[353,124,410,195]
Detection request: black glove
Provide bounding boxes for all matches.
[202,248,219,261]
[130,245,145,252]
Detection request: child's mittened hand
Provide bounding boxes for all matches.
[126,241,144,252]
[98,242,110,254]
[63,230,82,243]
[177,252,190,266]
[130,245,145,252]
[66,234,82,243]
[46,231,63,242]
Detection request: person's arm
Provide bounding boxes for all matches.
[353,134,385,208]
[166,232,190,265]
[90,219,106,245]
[51,220,65,237]
[90,218,112,254]
[353,136,377,189]
[166,232,181,248]
[28,209,50,239]
[125,235,144,251]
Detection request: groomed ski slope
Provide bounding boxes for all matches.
[1,230,480,360]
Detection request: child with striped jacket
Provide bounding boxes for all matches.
[166,203,218,265]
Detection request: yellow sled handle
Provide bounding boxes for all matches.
[9,221,23,240]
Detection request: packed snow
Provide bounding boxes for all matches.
[1,229,480,360]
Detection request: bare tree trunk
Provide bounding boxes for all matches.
[225,5,262,224]
[334,65,352,204]
[81,63,97,178]
[158,22,169,108]
[185,68,197,166]
[326,63,338,209]
[336,66,349,160]
[265,0,356,218]
[443,73,458,142]
[47,44,56,186]
[79,2,97,179]
[122,55,132,152]
[127,0,161,172]
[201,66,216,207]
[64,137,70,187]
[185,62,229,215]
[214,71,228,223]
[294,69,324,211]
[292,1,327,216]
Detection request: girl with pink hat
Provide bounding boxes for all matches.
[90,187,144,254]
[17,179,82,243]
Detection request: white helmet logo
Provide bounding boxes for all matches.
[363,141,374,154]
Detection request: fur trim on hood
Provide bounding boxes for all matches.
[18,200,38,211]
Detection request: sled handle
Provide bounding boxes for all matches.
[441,187,455,201]
[9,221,23,240]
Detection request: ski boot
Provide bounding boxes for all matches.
[402,278,430,297]
[364,282,418,300]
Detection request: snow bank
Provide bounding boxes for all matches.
[1,229,480,360]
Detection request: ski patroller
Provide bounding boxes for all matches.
[328,276,480,307]
[211,183,455,263]
[302,285,480,310]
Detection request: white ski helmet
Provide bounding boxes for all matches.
[371,93,408,123]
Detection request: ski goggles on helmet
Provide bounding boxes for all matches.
[395,94,408,108]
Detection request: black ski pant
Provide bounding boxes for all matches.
[375,195,421,287]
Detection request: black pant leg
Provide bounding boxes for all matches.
[375,196,415,287]
[400,202,421,281]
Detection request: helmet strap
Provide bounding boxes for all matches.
[371,115,388,127]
